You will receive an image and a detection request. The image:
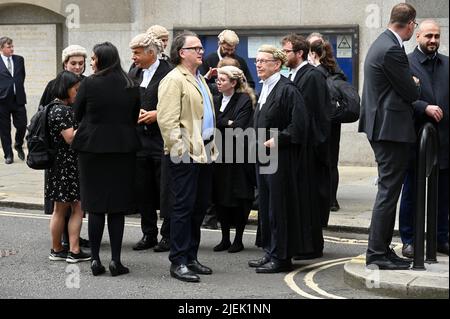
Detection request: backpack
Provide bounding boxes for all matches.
[25,102,57,170]
[326,73,361,124]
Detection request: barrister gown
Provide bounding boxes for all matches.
[254,75,323,259]
[292,64,332,229]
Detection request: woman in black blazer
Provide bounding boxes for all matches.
[72,42,141,276]
[212,66,256,253]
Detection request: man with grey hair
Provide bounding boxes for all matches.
[0,36,27,164]
[399,19,449,258]
[128,33,173,253]
[200,29,255,89]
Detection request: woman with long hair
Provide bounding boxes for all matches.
[212,66,255,253]
[72,42,141,276]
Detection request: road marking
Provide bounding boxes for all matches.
[285,257,352,299]
[304,260,350,299]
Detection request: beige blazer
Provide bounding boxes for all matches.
[157,64,218,163]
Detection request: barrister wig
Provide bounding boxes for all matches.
[218,30,240,46]
[218,65,257,107]
[146,25,169,39]
[129,33,163,55]
[257,45,288,65]
[62,45,87,64]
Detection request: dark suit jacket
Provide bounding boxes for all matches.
[292,63,331,147]
[359,30,420,143]
[0,55,27,105]
[129,60,172,158]
[200,52,255,89]
[408,48,449,169]
[72,72,141,153]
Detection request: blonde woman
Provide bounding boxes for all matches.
[213,66,256,253]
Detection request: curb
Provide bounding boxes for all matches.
[343,254,449,299]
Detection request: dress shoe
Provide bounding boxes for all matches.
[109,261,129,276]
[170,264,200,282]
[153,237,170,252]
[366,255,410,270]
[4,156,13,165]
[228,242,244,253]
[437,242,449,255]
[14,146,25,161]
[293,251,323,260]
[330,200,340,212]
[248,255,270,268]
[132,235,157,250]
[255,260,293,273]
[187,260,212,275]
[401,244,414,259]
[213,240,231,252]
[91,260,106,276]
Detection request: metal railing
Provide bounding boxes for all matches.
[413,122,439,270]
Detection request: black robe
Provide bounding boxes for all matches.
[292,64,332,229]
[213,92,255,207]
[254,75,323,259]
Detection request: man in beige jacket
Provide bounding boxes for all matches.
[157,31,218,283]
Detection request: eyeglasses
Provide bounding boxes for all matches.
[254,59,277,65]
[411,20,419,29]
[182,46,204,54]
[215,78,228,84]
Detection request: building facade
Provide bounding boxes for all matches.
[1,0,448,165]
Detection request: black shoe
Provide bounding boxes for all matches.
[401,244,414,259]
[213,240,231,252]
[66,250,91,263]
[187,260,213,275]
[79,237,90,249]
[293,251,323,260]
[91,260,106,276]
[170,264,200,282]
[109,261,129,276]
[248,255,270,268]
[49,249,68,261]
[202,221,219,230]
[330,200,340,212]
[4,156,13,165]
[228,242,244,253]
[14,146,25,161]
[437,242,449,255]
[255,260,292,273]
[366,255,411,270]
[132,235,157,251]
[153,238,170,252]
[388,248,412,263]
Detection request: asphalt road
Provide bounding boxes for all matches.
[0,207,397,301]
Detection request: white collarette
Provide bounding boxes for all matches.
[220,93,233,112]
[140,59,160,88]
[258,72,281,108]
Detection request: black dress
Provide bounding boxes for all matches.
[45,102,80,202]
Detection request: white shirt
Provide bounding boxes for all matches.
[388,28,404,48]
[220,94,233,112]
[258,72,281,109]
[288,60,308,81]
[140,59,160,88]
[1,54,14,75]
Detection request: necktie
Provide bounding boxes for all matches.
[6,57,12,75]
[288,73,293,81]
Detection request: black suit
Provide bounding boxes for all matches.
[200,52,255,91]
[359,30,420,261]
[128,60,172,240]
[291,64,332,228]
[0,54,27,159]
[399,48,449,245]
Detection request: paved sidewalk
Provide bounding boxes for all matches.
[1,160,448,299]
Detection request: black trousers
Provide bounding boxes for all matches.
[367,141,411,260]
[168,161,212,265]
[0,97,27,159]
[136,155,161,238]
[329,123,341,205]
